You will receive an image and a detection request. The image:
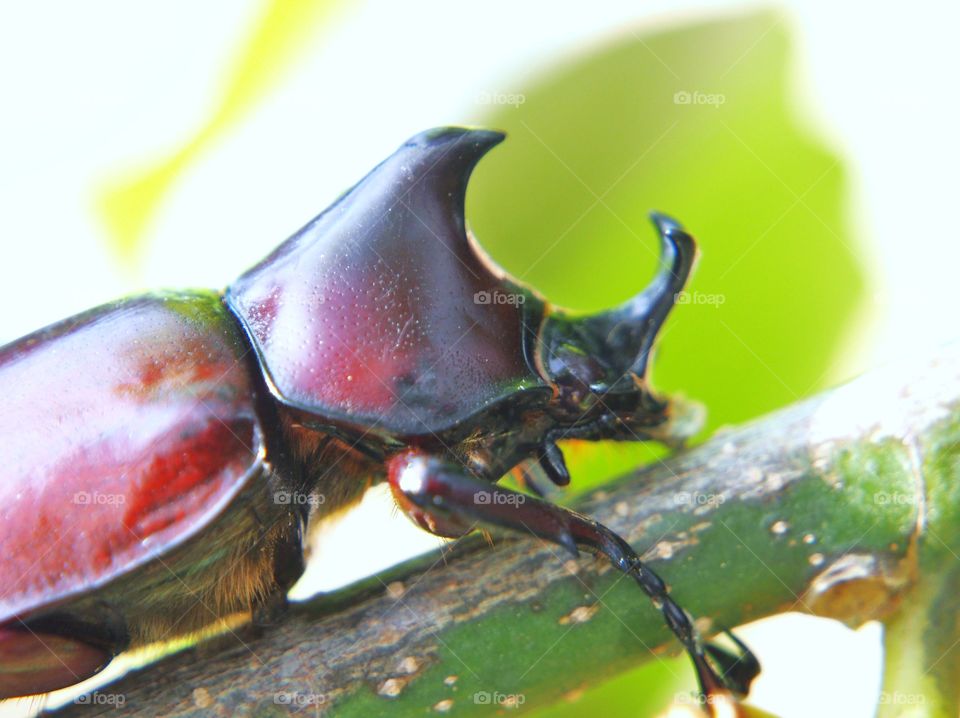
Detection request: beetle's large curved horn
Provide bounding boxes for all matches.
[539,213,697,394]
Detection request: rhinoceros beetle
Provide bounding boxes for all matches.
[0,127,758,706]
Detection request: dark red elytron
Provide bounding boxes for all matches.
[0,128,758,705]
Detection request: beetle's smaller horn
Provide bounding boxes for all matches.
[539,213,696,395]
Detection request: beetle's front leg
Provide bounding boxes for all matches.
[387,449,759,708]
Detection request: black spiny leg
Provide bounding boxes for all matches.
[387,450,759,707]
[253,513,306,628]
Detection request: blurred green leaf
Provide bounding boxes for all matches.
[525,656,689,718]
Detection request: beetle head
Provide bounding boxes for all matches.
[534,214,698,442]
[228,125,697,451]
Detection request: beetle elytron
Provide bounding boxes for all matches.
[0,128,758,706]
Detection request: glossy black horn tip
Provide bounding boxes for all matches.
[650,211,696,252]
[649,211,698,279]
[404,126,506,153]
[389,127,507,206]
[649,211,683,235]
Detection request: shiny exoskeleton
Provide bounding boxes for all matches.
[0,128,758,706]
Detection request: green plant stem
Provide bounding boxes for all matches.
[49,345,960,717]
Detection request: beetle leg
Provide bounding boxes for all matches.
[0,619,120,699]
[388,450,759,705]
[704,629,760,695]
[515,465,546,498]
[251,586,292,628]
[252,514,306,628]
[516,460,569,500]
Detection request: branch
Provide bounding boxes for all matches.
[48,345,960,717]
